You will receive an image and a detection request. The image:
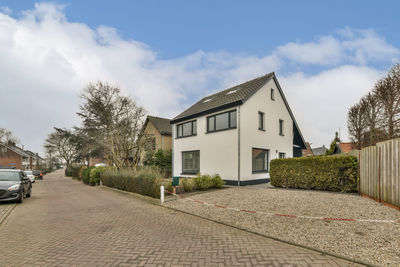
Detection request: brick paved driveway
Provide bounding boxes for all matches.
[0,170,362,266]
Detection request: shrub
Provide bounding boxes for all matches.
[65,166,73,177]
[65,164,83,178]
[78,166,86,181]
[182,178,195,192]
[89,166,106,185]
[193,174,214,190]
[101,166,163,198]
[163,179,173,193]
[82,166,95,185]
[270,155,358,192]
[211,174,225,188]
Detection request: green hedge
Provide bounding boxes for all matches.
[82,166,95,185]
[270,155,358,192]
[65,164,84,178]
[101,167,163,198]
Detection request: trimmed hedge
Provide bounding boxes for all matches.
[270,155,358,192]
[82,166,95,185]
[101,167,164,198]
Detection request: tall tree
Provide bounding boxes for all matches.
[77,81,146,169]
[347,103,366,150]
[375,64,400,139]
[44,128,80,168]
[0,127,18,144]
[359,92,383,147]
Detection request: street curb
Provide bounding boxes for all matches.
[157,203,374,267]
[91,184,374,266]
[0,204,16,226]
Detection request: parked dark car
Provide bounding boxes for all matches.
[32,170,43,180]
[0,169,32,203]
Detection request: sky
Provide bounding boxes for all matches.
[0,1,399,155]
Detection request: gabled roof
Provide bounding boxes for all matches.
[145,116,172,135]
[171,73,274,123]
[0,143,30,157]
[312,146,327,156]
[170,72,307,149]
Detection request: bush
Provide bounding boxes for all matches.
[211,174,225,188]
[270,155,358,192]
[82,166,95,185]
[65,164,83,178]
[182,178,195,192]
[163,179,173,193]
[78,166,86,181]
[193,174,214,190]
[101,166,163,198]
[89,166,106,185]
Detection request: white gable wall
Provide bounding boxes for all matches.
[239,78,293,181]
[172,110,239,180]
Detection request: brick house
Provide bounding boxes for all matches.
[302,142,314,157]
[139,116,172,164]
[0,142,31,170]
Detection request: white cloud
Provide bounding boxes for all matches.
[0,3,397,154]
[0,6,11,15]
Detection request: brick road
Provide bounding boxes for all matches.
[0,170,362,266]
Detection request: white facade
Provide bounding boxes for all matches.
[172,76,301,184]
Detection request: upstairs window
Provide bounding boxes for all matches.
[177,120,197,138]
[258,112,265,131]
[271,88,275,100]
[279,119,284,136]
[207,110,237,133]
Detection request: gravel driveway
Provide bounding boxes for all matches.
[165,187,400,267]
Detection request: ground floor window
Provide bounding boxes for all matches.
[279,152,286,159]
[182,150,200,174]
[252,148,269,173]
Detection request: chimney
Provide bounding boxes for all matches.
[7,140,16,147]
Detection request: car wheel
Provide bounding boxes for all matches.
[17,190,24,203]
[26,187,32,198]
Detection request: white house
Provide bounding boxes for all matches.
[170,72,306,185]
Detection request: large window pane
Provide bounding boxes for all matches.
[182,122,192,136]
[177,125,183,137]
[215,112,229,130]
[230,111,237,128]
[252,148,269,172]
[182,151,200,174]
[192,121,197,135]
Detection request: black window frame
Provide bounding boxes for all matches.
[271,88,275,100]
[279,152,286,159]
[176,120,197,138]
[279,119,284,136]
[258,111,265,131]
[207,109,237,133]
[181,150,200,175]
[252,148,270,173]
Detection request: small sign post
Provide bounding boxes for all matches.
[172,176,180,194]
[160,185,164,203]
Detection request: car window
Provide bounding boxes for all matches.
[0,171,20,181]
[24,171,33,175]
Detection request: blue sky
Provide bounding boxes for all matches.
[0,1,399,154]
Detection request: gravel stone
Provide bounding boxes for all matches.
[165,187,400,267]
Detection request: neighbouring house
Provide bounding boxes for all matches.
[24,150,44,170]
[332,142,355,154]
[139,116,172,164]
[312,145,327,156]
[0,142,31,170]
[302,142,314,157]
[170,72,306,185]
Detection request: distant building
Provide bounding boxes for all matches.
[302,142,314,157]
[333,142,355,154]
[312,145,328,156]
[0,141,30,170]
[139,115,172,164]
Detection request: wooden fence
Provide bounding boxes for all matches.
[349,138,400,208]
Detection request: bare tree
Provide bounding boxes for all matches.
[77,81,146,169]
[375,64,400,139]
[347,103,366,150]
[0,127,18,144]
[359,92,383,147]
[44,128,80,169]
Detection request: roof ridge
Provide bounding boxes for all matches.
[200,72,274,100]
[147,115,171,121]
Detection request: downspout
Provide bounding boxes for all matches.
[171,126,174,177]
[238,106,241,186]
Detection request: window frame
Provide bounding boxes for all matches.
[207,109,237,133]
[176,120,197,138]
[279,152,286,159]
[258,111,265,131]
[271,88,275,101]
[181,150,200,175]
[279,119,284,136]
[252,147,270,173]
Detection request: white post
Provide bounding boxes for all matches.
[160,185,164,204]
